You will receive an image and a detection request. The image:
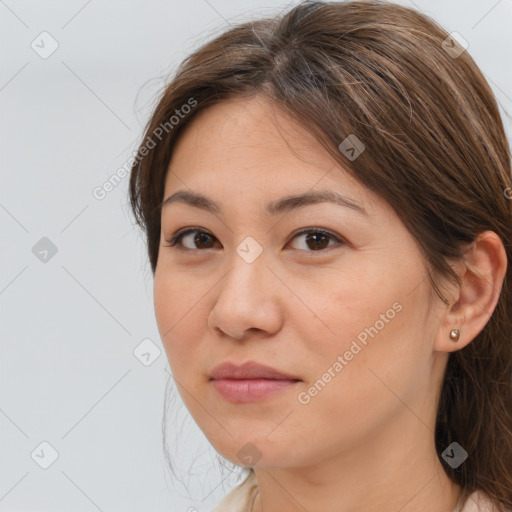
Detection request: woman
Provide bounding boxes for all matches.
[128,1,512,510]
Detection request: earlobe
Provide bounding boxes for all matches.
[433,231,508,354]
[448,328,461,343]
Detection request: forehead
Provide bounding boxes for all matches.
[163,95,382,218]
[168,95,326,171]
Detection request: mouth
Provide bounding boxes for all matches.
[209,361,301,403]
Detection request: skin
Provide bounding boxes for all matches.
[153,95,507,512]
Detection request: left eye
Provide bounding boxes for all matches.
[163,228,344,252]
[288,228,344,251]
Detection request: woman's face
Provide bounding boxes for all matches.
[154,95,448,469]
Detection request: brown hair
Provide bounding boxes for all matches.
[129,0,512,508]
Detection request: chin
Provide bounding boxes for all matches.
[205,432,300,469]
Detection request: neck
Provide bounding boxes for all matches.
[251,413,461,512]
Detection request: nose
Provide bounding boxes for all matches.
[207,249,284,341]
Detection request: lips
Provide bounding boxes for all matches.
[209,361,301,403]
[209,361,301,381]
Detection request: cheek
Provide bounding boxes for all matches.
[153,273,175,343]
[296,257,431,395]
[153,272,203,373]
[293,264,395,355]
[289,307,427,457]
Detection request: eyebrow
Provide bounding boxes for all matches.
[162,189,367,216]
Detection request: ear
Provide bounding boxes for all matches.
[433,231,508,353]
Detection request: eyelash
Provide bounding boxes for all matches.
[162,227,345,253]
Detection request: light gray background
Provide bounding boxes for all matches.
[1,1,511,511]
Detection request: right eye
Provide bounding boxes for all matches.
[163,228,220,251]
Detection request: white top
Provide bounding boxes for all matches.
[211,470,504,512]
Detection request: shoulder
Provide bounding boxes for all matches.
[210,470,258,512]
[210,479,511,512]
[459,490,510,512]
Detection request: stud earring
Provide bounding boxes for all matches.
[449,329,461,342]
